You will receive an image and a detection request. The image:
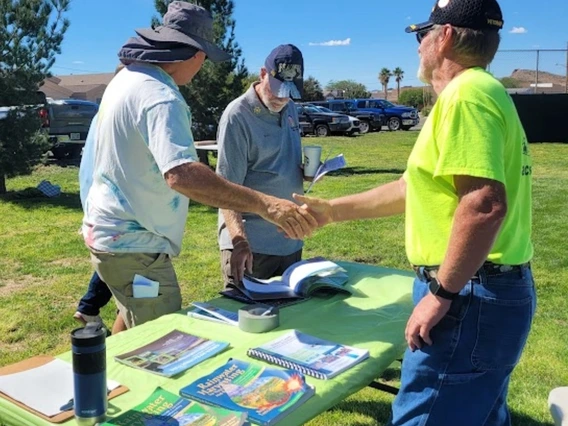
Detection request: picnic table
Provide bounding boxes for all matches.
[0,261,414,426]
[194,140,218,167]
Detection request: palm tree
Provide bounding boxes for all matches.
[378,68,392,100]
[393,67,404,101]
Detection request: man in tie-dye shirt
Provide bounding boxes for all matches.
[81,3,317,334]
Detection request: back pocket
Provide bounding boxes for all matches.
[471,295,533,370]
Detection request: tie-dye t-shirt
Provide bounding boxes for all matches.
[81,63,198,257]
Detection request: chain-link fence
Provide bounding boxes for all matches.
[488,48,568,94]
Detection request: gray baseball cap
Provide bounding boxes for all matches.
[136,1,231,62]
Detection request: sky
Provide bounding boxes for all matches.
[53,0,568,92]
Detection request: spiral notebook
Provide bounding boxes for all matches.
[247,330,369,380]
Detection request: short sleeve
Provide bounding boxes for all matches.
[215,110,249,185]
[434,100,506,184]
[145,100,198,174]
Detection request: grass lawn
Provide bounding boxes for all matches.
[0,131,567,425]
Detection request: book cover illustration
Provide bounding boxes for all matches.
[101,387,247,426]
[180,359,315,426]
[247,330,369,380]
[115,330,229,377]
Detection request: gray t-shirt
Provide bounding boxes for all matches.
[216,84,304,256]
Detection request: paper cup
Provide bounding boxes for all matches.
[303,145,322,177]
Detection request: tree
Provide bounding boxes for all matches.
[378,68,392,100]
[326,80,370,99]
[241,72,259,93]
[154,0,248,140]
[0,0,70,194]
[398,87,433,109]
[302,76,324,101]
[392,67,404,101]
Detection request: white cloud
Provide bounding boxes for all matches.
[509,27,528,34]
[309,38,351,47]
[72,60,85,64]
[406,16,412,20]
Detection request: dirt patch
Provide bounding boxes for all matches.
[49,258,82,268]
[0,275,43,297]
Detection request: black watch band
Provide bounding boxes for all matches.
[428,278,459,300]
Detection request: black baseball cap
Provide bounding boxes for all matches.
[264,44,304,99]
[405,0,504,34]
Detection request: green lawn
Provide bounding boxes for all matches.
[1,131,567,425]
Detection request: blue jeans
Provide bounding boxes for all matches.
[389,265,536,426]
[77,272,113,316]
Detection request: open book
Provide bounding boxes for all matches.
[227,258,350,302]
[247,330,369,380]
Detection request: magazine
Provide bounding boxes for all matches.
[101,387,247,426]
[227,258,350,301]
[219,288,311,308]
[247,330,369,380]
[180,359,315,426]
[115,330,229,377]
[187,302,239,326]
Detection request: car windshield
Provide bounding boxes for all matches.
[380,100,396,108]
[344,101,356,111]
[314,106,333,113]
[303,106,321,113]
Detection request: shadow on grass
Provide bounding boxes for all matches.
[339,167,406,176]
[0,190,82,211]
[510,412,553,426]
[329,399,393,425]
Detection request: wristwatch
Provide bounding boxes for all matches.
[428,277,459,300]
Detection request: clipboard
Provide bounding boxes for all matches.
[0,355,129,424]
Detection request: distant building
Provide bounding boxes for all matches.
[40,72,115,103]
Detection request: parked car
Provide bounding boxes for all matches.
[309,105,361,136]
[353,99,419,131]
[46,98,99,159]
[295,104,351,137]
[0,91,49,127]
[309,100,384,134]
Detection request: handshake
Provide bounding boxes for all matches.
[262,193,333,240]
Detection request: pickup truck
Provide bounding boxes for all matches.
[309,100,384,134]
[353,99,419,131]
[295,104,351,137]
[47,98,99,159]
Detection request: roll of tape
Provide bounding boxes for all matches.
[238,304,280,333]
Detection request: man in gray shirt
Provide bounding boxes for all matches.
[217,44,307,286]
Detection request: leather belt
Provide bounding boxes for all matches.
[413,262,530,282]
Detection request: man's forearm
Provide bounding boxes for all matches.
[330,178,406,222]
[437,192,507,293]
[166,162,269,215]
[221,209,247,243]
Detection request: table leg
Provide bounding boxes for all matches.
[367,380,399,395]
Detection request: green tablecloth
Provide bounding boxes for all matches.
[0,262,414,426]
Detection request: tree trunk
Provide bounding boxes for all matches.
[0,174,6,195]
[397,82,401,102]
[384,85,388,100]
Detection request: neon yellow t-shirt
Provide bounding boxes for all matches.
[405,67,533,266]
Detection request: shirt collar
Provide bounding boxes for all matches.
[245,83,291,124]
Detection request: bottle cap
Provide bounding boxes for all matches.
[71,322,106,347]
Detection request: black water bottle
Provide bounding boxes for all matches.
[71,322,107,425]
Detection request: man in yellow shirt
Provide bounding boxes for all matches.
[295,0,535,424]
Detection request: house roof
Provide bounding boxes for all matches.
[55,73,115,86]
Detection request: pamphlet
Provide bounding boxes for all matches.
[305,153,347,193]
[247,330,369,380]
[188,302,239,326]
[180,358,315,426]
[101,387,247,426]
[115,330,229,377]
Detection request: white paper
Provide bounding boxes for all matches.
[132,274,159,298]
[0,359,119,417]
[305,154,347,193]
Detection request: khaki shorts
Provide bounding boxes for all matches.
[90,249,181,329]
